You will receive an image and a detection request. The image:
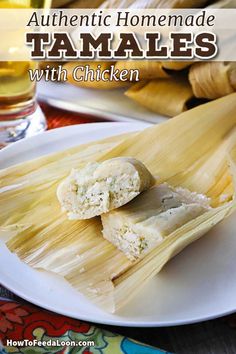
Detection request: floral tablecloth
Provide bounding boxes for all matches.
[0,299,170,354]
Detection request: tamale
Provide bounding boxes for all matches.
[57,157,154,219]
[189,62,236,100]
[2,93,236,312]
[114,61,169,80]
[64,61,130,90]
[125,77,194,117]
[102,183,210,260]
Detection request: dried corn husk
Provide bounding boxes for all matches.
[64,61,130,89]
[2,93,236,312]
[189,62,236,100]
[114,61,169,80]
[125,77,194,117]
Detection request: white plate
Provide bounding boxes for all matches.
[1,122,236,327]
[38,80,167,124]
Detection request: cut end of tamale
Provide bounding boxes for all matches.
[57,157,155,220]
[102,183,211,261]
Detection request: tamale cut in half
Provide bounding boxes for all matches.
[57,157,154,219]
[102,184,211,260]
[1,93,236,312]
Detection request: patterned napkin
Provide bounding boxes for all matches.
[0,299,170,354]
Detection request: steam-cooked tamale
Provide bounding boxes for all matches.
[102,183,210,260]
[189,62,236,99]
[125,77,194,117]
[57,157,154,219]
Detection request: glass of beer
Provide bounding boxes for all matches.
[0,0,51,146]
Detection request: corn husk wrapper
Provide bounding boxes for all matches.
[114,61,169,80]
[64,61,130,90]
[2,94,236,312]
[189,62,236,100]
[125,77,194,117]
